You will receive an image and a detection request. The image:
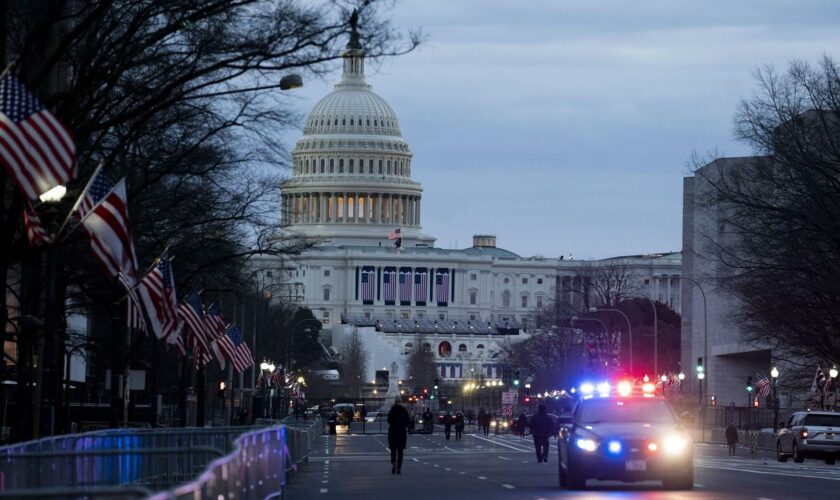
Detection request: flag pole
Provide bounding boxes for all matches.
[55,160,104,240]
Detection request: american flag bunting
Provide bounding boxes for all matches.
[22,202,53,247]
[383,268,396,303]
[414,269,427,305]
[435,269,450,305]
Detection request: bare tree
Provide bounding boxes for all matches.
[340,327,367,398]
[581,263,639,307]
[694,56,840,365]
[406,337,436,390]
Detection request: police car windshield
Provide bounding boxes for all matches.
[578,398,676,424]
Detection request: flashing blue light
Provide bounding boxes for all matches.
[607,440,622,454]
[579,382,594,395]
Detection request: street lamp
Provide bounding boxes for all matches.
[771,366,780,430]
[589,307,633,375]
[185,74,304,100]
[259,360,276,418]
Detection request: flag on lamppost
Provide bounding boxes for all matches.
[22,202,54,247]
[204,302,228,369]
[79,178,140,282]
[118,272,147,333]
[138,254,181,339]
[178,293,213,367]
[212,324,254,373]
[0,74,76,200]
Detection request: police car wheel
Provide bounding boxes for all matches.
[565,453,586,490]
[663,469,694,490]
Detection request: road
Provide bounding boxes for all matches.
[286,427,840,500]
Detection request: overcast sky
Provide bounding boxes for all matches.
[278,0,840,259]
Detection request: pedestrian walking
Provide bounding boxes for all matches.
[529,404,554,463]
[455,412,465,440]
[388,403,411,474]
[480,410,491,437]
[422,408,433,433]
[517,411,528,437]
[725,423,739,456]
[444,411,453,440]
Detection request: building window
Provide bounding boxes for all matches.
[368,160,373,173]
[502,290,511,308]
[469,292,477,305]
[469,314,477,320]
[378,160,383,174]
[350,118,354,126]
[521,295,528,308]
[265,270,273,278]
[522,277,528,284]
[364,311,371,319]
[323,288,330,301]
[329,159,334,172]
[367,119,371,126]
[438,313,446,320]
[503,277,510,284]
[422,342,431,352]
[536,295,543,308]
[324,269,330,277]
[401,311,410,319]
[320,159,325,173]
[537,278,543,284]
[458,344,467,353]
[404,343,413,354]
[471,273,477,280]
[438,341,452,357]
[644,279,650,285]
[476,344,484,349]
[349,159,354,173]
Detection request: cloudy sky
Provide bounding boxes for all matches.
[279,0,840,259]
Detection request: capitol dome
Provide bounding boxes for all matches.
[280,32,434,247]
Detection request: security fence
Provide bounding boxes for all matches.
[0,421,319,499]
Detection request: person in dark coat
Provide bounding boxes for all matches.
[517,411,528,437]
[481,410,492,436]
[529,404,555,463]
[422,408,433,433]
[444,411,453,440]
[454,412,465,440]
[725,423,739,456]
[388,403,411,474]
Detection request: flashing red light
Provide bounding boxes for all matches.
[617,380,632,397]
[423,388,428,394]
[524,396,531,403]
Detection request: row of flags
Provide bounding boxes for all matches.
[0,74,254,373]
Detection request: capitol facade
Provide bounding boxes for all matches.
[257,35,682,385]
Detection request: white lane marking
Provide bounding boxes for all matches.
[757,498,773,500]
[469,434,532,452]
[444,467,451,471]
[498,456,511,461]
[320,488,328,493]
[322,480,328,484]
[696,463,840,481]
[502,484,515,489]
[478,476,487,480]
[412,458,419,462]
[459,471,466,475]
[433,464,440,468]
[444,446,458,453]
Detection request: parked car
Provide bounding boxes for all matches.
[364,411,387,423]
[777,411,840,464]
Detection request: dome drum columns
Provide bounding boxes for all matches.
[281,192,421,226]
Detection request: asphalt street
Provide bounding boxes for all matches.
[286,427,840,500]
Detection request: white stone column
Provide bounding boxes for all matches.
[416,197,421,226]
[319,193,325,223]
[354,193,360,223]
[330,193,337,222]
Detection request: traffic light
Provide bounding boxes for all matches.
[513,371,520,387]
[746,376,754,393]
[217,380,226,399]
[710,395,717,406]
[433,378,440,390]
[423,387,428,394]
[696,357,704,374]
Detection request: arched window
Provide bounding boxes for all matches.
[339,159,344,173]
[329,159,334,173]
[320,159,325,173]
[404,342,413,355]
[438,341,452,358]
[378,160,383,174]
[521,294,529,308]
[334,119,338,126]
[342,118,346,126]
[458,344,467,353]
[349,159,354,173]
[367,119,370,126]
[350,118,354,126]
[374,119,378,127]
[476,344,485,349]
[502,290,511,308]
[422,342,431,352]
[368,160,373,173]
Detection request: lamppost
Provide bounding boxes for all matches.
[184,74,303,100]
[632,293,658,377]
[678,372,685,395]
[659,274,708,441]
[829,367,839,411]
[771,366,779,431]
[259,360,275,418]
[590,307,633,375]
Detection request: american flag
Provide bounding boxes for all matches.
[138,255,180,339]
[80,178,140,281]
[166,329,186,356]
[213,324,253,373]
[435,270,450,305]
[414,269,427,305]
[387,227,401,240]
[0,74,76,200]
[178,293,212,367]
[22,202,53,247]
[78,166,112,217]
[399,269,412,304]
[204,302,227,339]
[118,272,147,333]
[383,268,396,303]
[361,267,375,304]
[270,367,285,388]
[754,372,772,397]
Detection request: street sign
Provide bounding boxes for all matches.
[502,391,518,404]
[502,405,512,416]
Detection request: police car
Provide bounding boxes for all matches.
[558,381,694,490]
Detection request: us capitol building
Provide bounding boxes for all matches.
[255,33,682,386]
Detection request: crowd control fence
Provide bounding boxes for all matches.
[0,421,318,499]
